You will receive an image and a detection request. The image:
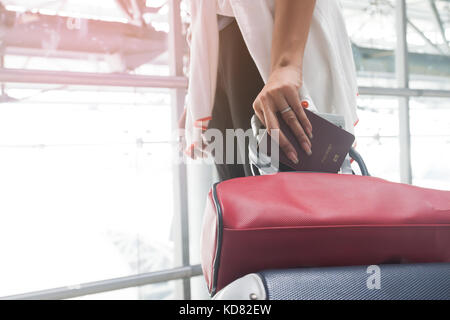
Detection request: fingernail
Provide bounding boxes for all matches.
[301,100,309,108]
[287,152,299,164]
[309,131,313,139]
[302,143,312,156]
[307,139,312,148]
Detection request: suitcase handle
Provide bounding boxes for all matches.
[349,147,370,176]
[250,115,370,176]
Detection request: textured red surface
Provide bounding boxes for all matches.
[201,172,450,294]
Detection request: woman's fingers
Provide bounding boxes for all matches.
[284,86,313,139]
[253,81,316,163]
[270,90,312,154]
[263,106,299,164]
[280,109,312,156]
[253,100,266,127]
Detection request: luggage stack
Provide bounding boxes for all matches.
[201,153,450,300]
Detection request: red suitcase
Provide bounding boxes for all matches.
[200,172,450,295]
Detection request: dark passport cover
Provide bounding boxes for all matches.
[265,109,355,173]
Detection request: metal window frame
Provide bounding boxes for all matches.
[168,0,192,300]
[0,265,202,300]
[0,68,188,88]
[0,0,449,301]
[396,0,413,184]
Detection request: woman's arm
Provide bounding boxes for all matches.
[253,0,316,164]
[271,0,316,72]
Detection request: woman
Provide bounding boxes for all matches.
[183,0,359,181]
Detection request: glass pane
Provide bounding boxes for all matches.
[1,0,180,76]
[0,84,179,296]
[341,0,397,87]
[406,0,450,90]
[410,97,450,190]
[354,96,400,182]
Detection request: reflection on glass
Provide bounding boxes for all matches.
[341,0,397,88]
[354,96,400,182]
[341,0,450,90]
[410,98,450,190]
[0,84,177,296]
[1,0,172,76]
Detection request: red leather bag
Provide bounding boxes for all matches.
[200,172,450,295]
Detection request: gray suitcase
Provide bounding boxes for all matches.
[213,263,450,300]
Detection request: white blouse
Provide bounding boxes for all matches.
[185,0,359,152]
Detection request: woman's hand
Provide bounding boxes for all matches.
[253,65,312,164]
[254,0,316,164]
[178,108,209,159]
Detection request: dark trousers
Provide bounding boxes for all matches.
[208,21,265,181]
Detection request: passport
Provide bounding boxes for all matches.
[265,109,355,173]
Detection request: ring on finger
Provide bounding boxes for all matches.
[280,106,293,114]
